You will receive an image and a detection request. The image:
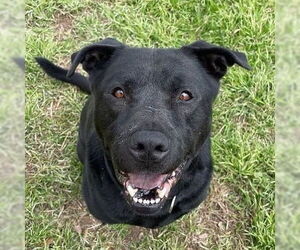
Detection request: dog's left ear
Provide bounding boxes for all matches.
[67,38,124,77]
[181,40,251,78]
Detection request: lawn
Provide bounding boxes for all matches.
[25,0,275,249]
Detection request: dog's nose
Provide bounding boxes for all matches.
[129,131,169,162]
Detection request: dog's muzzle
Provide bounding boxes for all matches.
[115,160,188,214]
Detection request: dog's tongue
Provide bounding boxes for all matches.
[128,173,168,190]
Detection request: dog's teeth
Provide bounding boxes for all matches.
[171,171,176,177]
[151,199,155,204]
[138,198,143,203]
[155,198,160,203]
[157,187,167,198]
[127,184,138,197]
[145,200,150,205]
[133,197,138,203]
[157,190,164,198]
[143,199,147,204]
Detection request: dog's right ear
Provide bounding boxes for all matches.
[67,38,124,77]
[181,40,251,79]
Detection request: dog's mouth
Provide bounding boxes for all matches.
[115,160,187,214]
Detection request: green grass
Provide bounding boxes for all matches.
[25,0,275,249]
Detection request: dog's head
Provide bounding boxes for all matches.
[67,38,250,215]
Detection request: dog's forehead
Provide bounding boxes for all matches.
[105,47,201,88]
[118,47,183,66]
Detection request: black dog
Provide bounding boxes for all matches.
[36,38,250,228]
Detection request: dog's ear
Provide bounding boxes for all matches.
[181,40,251,78]
[67,38,124,77]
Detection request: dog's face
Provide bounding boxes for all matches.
[68,38,250,215]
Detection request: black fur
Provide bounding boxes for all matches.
[36,57,91,94]
[36,38,250,228]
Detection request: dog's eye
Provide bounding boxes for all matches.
[179,91,193,101]
[112,88,125,99]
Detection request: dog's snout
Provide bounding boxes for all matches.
[129,131,169,162]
